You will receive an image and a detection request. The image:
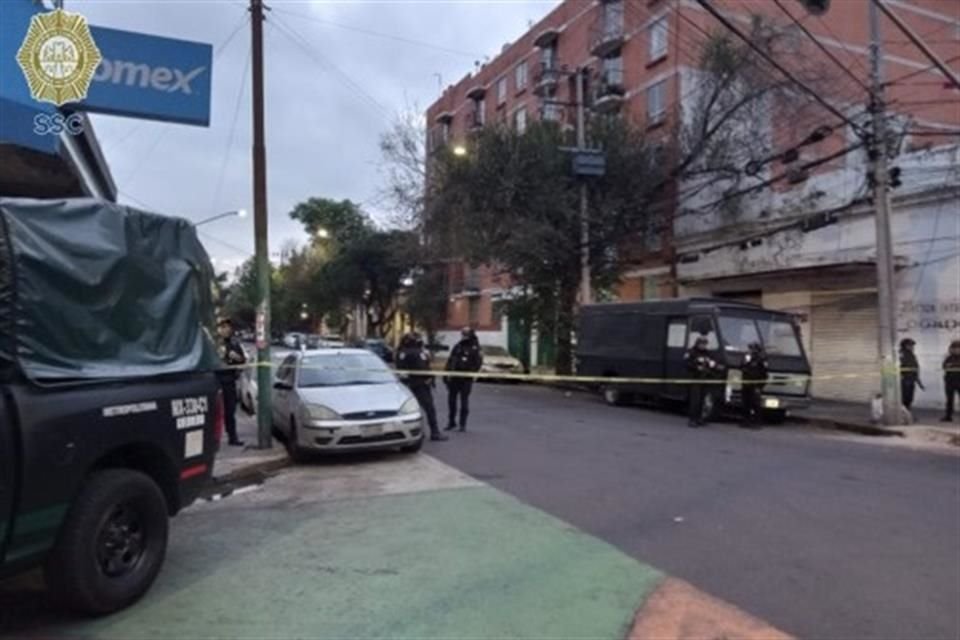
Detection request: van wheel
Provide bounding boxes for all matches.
[44,469,169,615]
[603,386,629,406]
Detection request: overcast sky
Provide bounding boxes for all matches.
[74,0,556,275]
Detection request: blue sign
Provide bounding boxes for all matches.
[81,26,213,127]
[0,0,59,153]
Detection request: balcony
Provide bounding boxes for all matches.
[466,85,486,101]
[593,68,626,114]
[533,62,563,96]
[467,108,485,131]
[590,2,625,58]
[534,27,560,49]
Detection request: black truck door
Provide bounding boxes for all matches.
[663,317,688,400]
[0,396,15,558]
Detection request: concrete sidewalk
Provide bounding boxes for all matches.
[211,411,288,481]
[792,398,960,447]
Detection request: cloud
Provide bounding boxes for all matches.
[75,0,553,264]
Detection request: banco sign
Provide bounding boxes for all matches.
[81,26,212,126]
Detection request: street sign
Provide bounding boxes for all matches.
[572,150,606,177]
[256,305,267,350]
[80,26,213,127]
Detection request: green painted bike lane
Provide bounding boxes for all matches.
[37,485,663,639]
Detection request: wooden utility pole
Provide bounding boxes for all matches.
[868,0,902,425]
[250,0,272,447]
[575,69,591,306]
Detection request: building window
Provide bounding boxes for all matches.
[602,0,624,35]
[468,297,481,325]
[541,44,557,70]
[542,102,563,122]
[514,107,528,133]
[471,98,486,127]
[441,121,451,143]
[647,79,667,124]
[601,55,624,87]
[497,77,508,105]
[515,61,528,92]
[649,17,669,62]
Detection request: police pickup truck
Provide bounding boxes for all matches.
[0,199,223,614]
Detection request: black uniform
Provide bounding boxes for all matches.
[741,349,769,428]
[943,351,960,421]
[217,335,246,444]
[397,344,442,438]
[899,347,921,410]
[445,338,483,431]
[684,344,719,427]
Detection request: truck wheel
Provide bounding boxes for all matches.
[44,469,169,615]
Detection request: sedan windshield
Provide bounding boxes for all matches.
[298,353,395,387]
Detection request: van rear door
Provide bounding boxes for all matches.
[663,317,689,400]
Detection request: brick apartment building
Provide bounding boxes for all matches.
[425,0,959,404]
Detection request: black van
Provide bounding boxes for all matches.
[576,298,811,420]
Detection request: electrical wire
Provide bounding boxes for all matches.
[211,40,253,213]
[884,54,960,87]
[268,12,392,121]
[268,6,485,59]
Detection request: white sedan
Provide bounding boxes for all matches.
[270,348,425,460]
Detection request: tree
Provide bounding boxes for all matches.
[426,119,661,373]
[379,108,428,228]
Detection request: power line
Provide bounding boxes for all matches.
[211,40,253,213]
[884,54,960,86]
[693,0,865,135]
[269,6,485,59]
[268,12,392,121]
[771,0,871,95]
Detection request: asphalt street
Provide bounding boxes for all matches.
[426,383,960,640]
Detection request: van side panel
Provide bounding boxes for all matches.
[0,393,16,565]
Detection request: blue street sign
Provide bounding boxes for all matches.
[81,26,213,127]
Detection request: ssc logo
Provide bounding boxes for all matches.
[33,112,85,136]
[16,9,102,107]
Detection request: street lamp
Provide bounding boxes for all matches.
[452,144,468,157]
[195,209,248,227]
[317,227,330,239]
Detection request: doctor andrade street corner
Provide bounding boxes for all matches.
[0,0,959,639]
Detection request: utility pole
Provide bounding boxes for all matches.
[868,0,902,425]
[575,68,591,306]
[250,0,272,448]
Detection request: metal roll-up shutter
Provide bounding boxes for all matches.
[810,292,880,402]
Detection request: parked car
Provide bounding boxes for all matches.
[357,338,394,363]
[479,345,524,380]
[576,298,811,422]
[282,332,305,349]
[238,347,291,415]
[271,349,424,460]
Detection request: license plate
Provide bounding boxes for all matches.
[360,424,383,437]
[764,398,781,409]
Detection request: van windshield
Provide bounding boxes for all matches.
[718,315,803,357]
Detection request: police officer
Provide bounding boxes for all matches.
[740,342,769,429]
[899,338,924,411]
[942,340,960,422]
[217,319,246,446]
[397,332,447,442]
[684,336,720,428]
[445,327,483,432]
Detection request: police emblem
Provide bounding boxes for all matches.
[16,9,102,107]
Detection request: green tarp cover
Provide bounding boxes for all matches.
[0,198,220,381]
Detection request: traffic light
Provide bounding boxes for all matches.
[798,0,830,15]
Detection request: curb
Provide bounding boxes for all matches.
[212,454,290,485]
[790,415,906,437]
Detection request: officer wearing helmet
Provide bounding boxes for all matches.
[898,337,923,411]
[943,339,960,422]
[396,332,447,441]
[684,335,721,428]
[444,326,483,432]
[740,341,769,429]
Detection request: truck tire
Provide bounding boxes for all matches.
[44,469,169,615]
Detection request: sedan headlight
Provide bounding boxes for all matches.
[305,404,341,421]
[399,397,421,415]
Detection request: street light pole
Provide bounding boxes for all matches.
[868,0,902,425]
[250,0,272,448]
[195,209,247,227]
[575,68,591,306]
